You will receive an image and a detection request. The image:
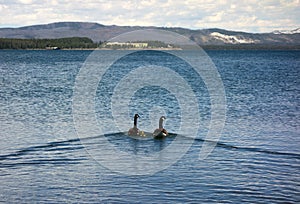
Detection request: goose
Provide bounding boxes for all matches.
[128,114,141,136]
[153,116,168,138]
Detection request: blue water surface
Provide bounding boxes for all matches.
[0,50,299,203]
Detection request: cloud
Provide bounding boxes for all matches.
[0,0,299,32]
[17,0,34,4]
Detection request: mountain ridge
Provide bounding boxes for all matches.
[0,22,299,46]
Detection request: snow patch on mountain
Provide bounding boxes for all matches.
[210,32,260,44]
[272,28,300,34]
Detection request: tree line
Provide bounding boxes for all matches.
[2,37,298,50]
[0,37,99,49]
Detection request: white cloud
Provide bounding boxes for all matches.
[0,0,299,32]
[204,11,225,22]
[18,0,34,4]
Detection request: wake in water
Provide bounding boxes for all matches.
[1,132,299,169]
[0,138,85,168]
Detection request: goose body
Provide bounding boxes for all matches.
[128,114,143,136]
[153,116,168,138]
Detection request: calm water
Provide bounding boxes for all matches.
[0,50,299,203]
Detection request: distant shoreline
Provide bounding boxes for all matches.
[1,37,299,50]
[1,46,299,51]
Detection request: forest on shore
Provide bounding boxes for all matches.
[0,37,299,50]
[0,37,99,49]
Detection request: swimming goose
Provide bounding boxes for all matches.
[153,116,168,138]
[128,114,141,136]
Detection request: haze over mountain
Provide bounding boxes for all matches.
[0,22,299,47]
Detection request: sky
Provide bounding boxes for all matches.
[0,0,299,33]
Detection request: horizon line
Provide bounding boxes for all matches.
[1,21,299,34]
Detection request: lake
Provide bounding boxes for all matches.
[0,50,299,203]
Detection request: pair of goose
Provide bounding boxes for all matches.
[128,114,168,138]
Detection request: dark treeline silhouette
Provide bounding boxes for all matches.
[0,37,99,49]
[1,37,299,50]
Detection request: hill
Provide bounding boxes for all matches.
[0,22,299,49]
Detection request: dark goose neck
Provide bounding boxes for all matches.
[133,114,139,127]
[134,116,138,127]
